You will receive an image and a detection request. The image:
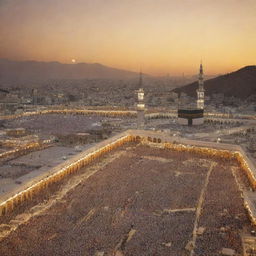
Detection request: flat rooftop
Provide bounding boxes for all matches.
[0,145,91,198]
[0,143,252,256]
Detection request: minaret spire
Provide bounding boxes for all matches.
[139,70,143,88]
[199,62,203,75]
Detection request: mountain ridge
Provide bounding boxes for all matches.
[0,59,142,85]
[173,65,256,99]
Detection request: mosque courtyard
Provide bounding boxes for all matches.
[0,142,251,256]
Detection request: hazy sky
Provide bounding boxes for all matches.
[0,0,255,75]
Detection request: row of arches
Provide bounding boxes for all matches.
[146,113,175,120]
[1,132,255,217]
[0,134,134,216]
[1,109,137,120]
[0,142,47,161]
[205,119,243,126]
[134,135,162,144]
[135,134,256,190]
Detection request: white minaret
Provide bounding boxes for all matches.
[197,62,205,109]
[136,72,145,129]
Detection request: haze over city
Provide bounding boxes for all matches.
[0,0,256,75]
[0,1,256,255]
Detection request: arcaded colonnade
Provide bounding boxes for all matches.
[133,130,256,225]
[204,118,244,126]
[0,109,137,120]
[145,113,176,120]
[205,112,256,120]
[0,142,50,162]
[135,132,256,190]
[0,134,135,216]
[1,130,256,225]
[1,108,255,121]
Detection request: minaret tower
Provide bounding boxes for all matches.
[136,71,145,129]
[197,62,205,109]
[32,89,38,105]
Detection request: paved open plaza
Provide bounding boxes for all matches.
[0,143,251,256]
[4,114,106,135]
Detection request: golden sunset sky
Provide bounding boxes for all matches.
[0,0,255,75]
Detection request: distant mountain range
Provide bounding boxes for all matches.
[173,66,256,99]
[1,59,255,100]
[0,59,140,85]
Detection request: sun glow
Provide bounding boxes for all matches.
[0,0,255,75]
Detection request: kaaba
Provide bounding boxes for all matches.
[178,109,204,125]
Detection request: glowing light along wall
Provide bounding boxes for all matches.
[1,132,256,225]
[1,109,137,120]
[1,108,255,121]
[141,136,256,190]
[0,142,49,161]
[136,134,256,225]
[0,134,134,216]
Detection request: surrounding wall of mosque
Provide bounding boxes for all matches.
[1,130,256,225]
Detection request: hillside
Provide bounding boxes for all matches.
[0,59,139,85]
[173,66,256,99]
